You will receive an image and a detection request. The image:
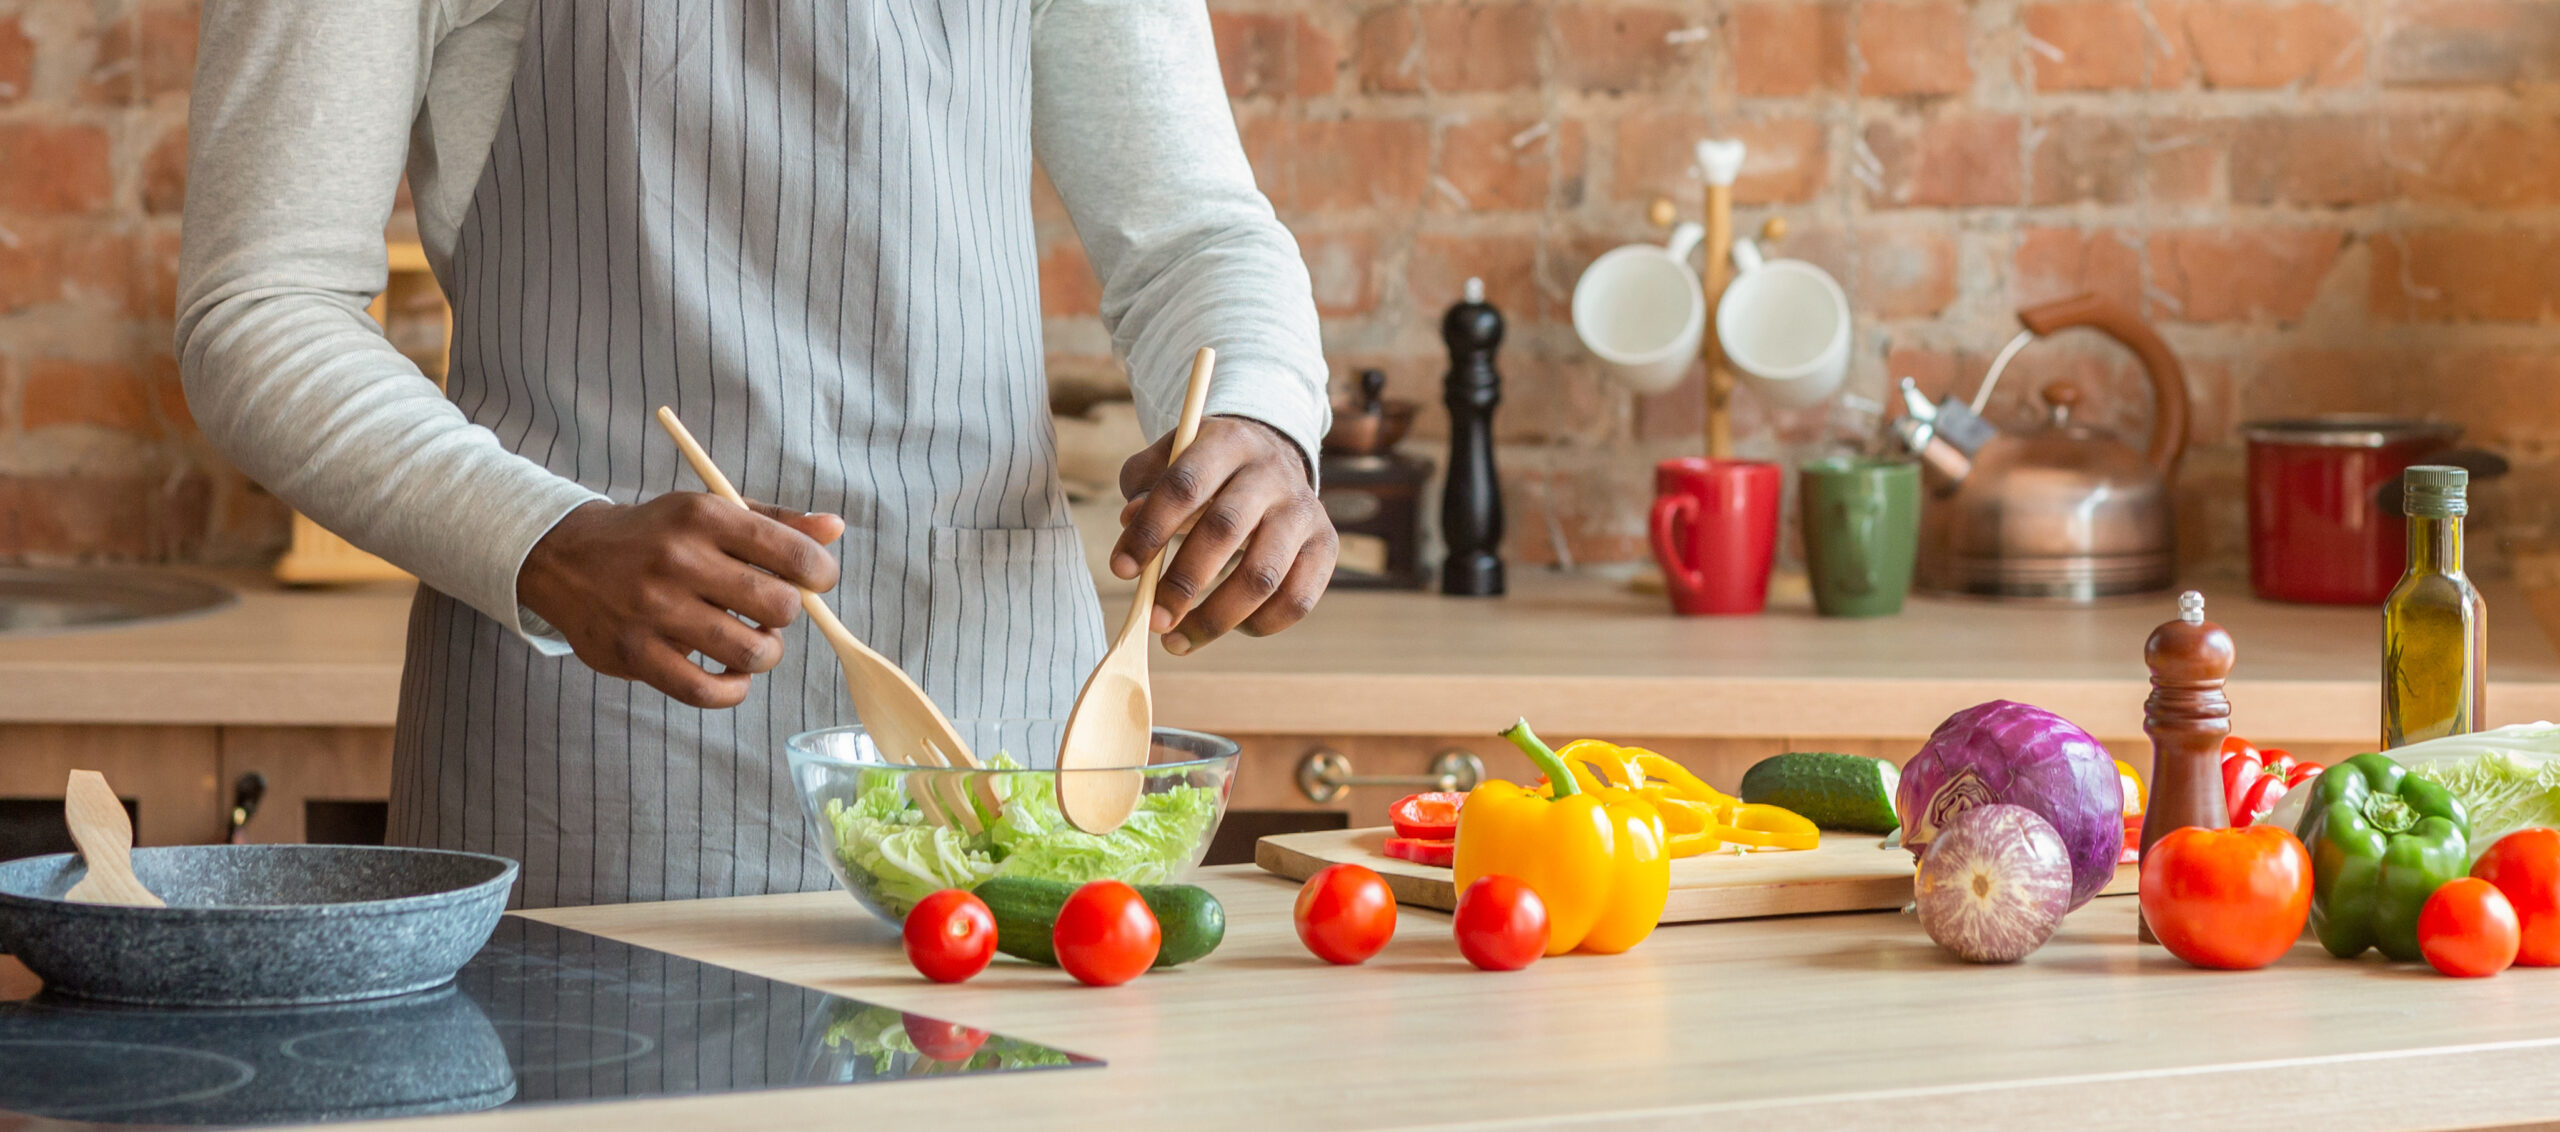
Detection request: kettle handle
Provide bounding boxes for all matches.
[2016,293,2188,478]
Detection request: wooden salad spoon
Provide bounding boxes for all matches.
[1055,347,1217,835]
[63,770,163,907]
[654,407,991,833]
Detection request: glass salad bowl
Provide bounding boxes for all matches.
[787,718,1239,923]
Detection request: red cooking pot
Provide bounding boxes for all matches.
[2244,417,2459,605]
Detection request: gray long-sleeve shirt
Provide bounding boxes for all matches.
[175,0,1329,648]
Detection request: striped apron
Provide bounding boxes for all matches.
[389,0,1106,908]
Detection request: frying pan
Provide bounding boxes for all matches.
[0,845,515,1007]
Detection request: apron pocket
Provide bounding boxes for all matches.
[923,525,1108,735]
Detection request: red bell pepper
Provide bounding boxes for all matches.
[1382,836,1455,868]
[2219,737,2323,827]
[1389,792,1464,840]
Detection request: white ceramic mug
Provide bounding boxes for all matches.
[1572,222,1706,395]
[1715,238,1850,409]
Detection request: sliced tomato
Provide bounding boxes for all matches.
[1383,835,1456,868]
[1388,792,1464,840]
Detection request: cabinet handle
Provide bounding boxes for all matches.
[227,772,267,844]
[1295,748,1484,804]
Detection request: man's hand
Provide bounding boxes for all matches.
[518,495,846,708]
[1113,416,1337,656]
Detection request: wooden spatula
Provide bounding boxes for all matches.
[653,407,990,834]
[1055,347,1218,835]
[63,770,163,907]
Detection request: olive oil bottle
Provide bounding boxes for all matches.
[2382,465,2484,748]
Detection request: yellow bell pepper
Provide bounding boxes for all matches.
[1454,720,1671,955]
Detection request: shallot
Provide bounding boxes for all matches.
[1916,803,2073,963]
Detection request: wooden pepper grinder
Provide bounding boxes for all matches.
[2137,590,2234,943]
[1441,277,1505,597]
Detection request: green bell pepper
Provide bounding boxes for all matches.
[2294,751,2470,961]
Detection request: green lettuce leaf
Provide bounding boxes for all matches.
[824,753,1218,916]
[2409,744,2560,855]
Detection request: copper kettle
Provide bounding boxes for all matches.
[1897,294,2189,601]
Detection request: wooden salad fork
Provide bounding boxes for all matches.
[1054,347,1217,835]
[654,407,992,833]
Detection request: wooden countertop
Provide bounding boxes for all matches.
[5,569,2558,742]
[430,866,2560,1132]
[0,572,411,727]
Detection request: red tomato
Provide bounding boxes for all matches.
[902,889,996,984]
[1453,874,1549,972]
[2137,825,2312,970]
[2419,877,2520,978]
[901,1013,988,1062]
[1382,836,1456,868]
[1294,864,1397,965]
[1389,792,1464,840]
[2474,828,2560,966]
[1053,880,1161,987]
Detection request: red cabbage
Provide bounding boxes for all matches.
[1897,700,2124,908]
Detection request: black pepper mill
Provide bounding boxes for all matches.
[1441,277,1505,596]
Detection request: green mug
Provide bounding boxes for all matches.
[1799,459,1921,617]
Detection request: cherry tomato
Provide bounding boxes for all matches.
[2137,825,2312,970]
[901,1012,988,1062]
[902,889,996,984]
[1294,864,1397,964]
[1053,880,1161,987]
[1389,792,1465,840]
[2474,828,2560,966]
[1453,874,1549,971]
[2419,877,2520,978]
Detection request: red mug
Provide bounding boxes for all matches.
[1649,458,1783,615]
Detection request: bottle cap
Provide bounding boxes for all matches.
[2404,465,2469,518]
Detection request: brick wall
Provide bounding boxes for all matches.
[0,0,273,564]
[1,0,2552,573]
[1045,0,2560,572]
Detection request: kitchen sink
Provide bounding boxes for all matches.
[0,568,235,637]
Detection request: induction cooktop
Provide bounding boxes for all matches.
[0,916,1095,1128]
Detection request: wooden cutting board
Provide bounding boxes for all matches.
[1255,827,2139,923]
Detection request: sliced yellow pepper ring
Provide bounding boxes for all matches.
[1721,802,1822,851]
[1650,795,1722,857]
[1631,753,1736,810]
[1557,740,1645,793]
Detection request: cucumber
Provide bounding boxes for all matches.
[972,877,1225,969]
[1737,752,1901,834]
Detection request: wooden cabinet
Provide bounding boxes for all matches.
[0,725,223,850]
[0,724,391,850]
[218,727,395,844]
